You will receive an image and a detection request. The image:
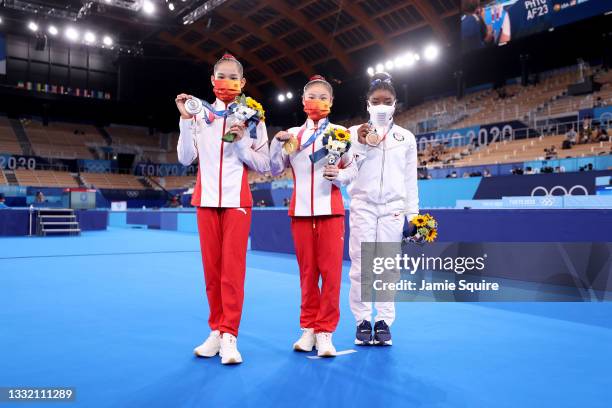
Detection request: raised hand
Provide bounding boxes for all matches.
[175,93,194,119]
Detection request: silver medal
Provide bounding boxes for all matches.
[185,98,203,115]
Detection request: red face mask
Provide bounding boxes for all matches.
[303,99,331,122]
[213,79,242,103]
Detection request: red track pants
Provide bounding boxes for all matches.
[196,207,251,337]
[291,215,345,333]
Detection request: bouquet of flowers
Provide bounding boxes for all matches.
[403,213,438,244]
[322,127,351,165]
[223,94,266,142]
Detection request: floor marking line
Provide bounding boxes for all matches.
[0,250,199,260]
[307,349,357,359]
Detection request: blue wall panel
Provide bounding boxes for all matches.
[418,177,483,208]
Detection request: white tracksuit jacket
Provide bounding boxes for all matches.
[347,123,419,326]
[177,98,270,208]
[270,118,357,217]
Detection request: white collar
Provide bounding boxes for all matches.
[305,117,329,129]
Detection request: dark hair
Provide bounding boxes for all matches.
[213,53,244,77]
[303,75,333,97]
[462,0,480,14]
[367,72,396,99]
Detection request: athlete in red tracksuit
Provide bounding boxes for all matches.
[270,75,357,357]
[175,54,270,365]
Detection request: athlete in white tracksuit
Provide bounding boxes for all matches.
[347,72,419,345]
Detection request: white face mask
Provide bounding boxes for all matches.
[367,102,395,127]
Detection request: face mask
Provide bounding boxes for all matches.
[367,102,395,127]
[213,79,242,103]
[303,99,331,122]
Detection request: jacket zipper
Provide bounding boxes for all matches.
[378,138,386,202]
[311,125,317,227]
[218,116,227,207]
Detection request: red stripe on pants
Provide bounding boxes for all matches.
[291,215,344,333]
[196,207,252,337]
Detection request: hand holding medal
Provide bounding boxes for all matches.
[276,131,298,154]
[365,125,383,147]
[357,123,382,147]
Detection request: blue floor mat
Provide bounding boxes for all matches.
[1,228,611,408]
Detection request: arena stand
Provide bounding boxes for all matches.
[150,175,196,190]
[21,119,105,159]
[13,169,79,188]
[80,172,147,190]
[0,116,23,155]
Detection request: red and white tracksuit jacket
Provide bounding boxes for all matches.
[347,123,419,326]
[270,118,357,333]
[177,98,270,337]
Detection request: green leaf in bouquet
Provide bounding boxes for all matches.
[222,131,236,143]
[417,227,428,236]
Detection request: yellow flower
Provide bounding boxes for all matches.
[246,97,265,121]
[335,129,350,142]
[423,213,432,221]
[412,215,427,227]
[425,229,438,243]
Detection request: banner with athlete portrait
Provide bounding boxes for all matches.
[462,0,612,53]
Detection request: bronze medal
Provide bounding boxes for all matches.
[365,129,382,146]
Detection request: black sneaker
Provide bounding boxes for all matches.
[373,320,392,346]
[355,320,373,345]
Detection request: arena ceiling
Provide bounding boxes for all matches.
[158,0,462,97]
[0,0,462,98]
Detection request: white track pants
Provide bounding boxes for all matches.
[348,199,404,326]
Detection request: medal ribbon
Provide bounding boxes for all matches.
[300,118,329,151]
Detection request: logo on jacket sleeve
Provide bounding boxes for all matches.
[393,132,405,142]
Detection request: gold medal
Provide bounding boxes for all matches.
[283,136,298,154]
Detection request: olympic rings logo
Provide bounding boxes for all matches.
[530,185,589,196]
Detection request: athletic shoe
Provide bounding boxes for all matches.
[355,320,373,346]
[193,330,221,357]
[219,333,243,364]
[293,328,316,352]
[373,320,392,346]
[315,332,337,357]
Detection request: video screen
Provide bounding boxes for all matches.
[461,0,612,53]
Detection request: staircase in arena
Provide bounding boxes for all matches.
[88,146,102,159]
[36,208,81,236]
[96,126,113,146]
[4,170,19,186]
[9,118,34,155]
[73,173,86,187]
[139,177,154,189]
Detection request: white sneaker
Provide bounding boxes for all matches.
[293,328,316,352]
[315,332,337,357]
[219,333,243,365]
[193,330,221,357]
